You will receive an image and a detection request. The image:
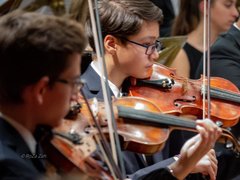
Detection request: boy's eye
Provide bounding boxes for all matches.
[224,1,234,8]
[143,42,153,46]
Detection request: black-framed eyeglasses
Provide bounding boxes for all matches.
[123,38,162,55]
[56,77,83,93]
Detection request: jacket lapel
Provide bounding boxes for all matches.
[81,65,114,99]
[228,25,240,47]
[0,117,46,173]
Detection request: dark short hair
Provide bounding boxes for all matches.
[0,10,87,104]
[86,0,163,51]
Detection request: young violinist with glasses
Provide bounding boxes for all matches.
[81,0,221,179]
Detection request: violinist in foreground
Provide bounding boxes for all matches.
[81,0,221,179]
[0,10,87,179]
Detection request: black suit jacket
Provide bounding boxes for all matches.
[0,117,46,179]
[81,65,180,179]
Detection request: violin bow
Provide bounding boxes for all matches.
[87,0,125,178]
[202,0,211,119]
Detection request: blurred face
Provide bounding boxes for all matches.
[115,21,160,79]
[211,0,239,33]
[39,53,81,127]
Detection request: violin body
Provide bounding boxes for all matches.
[129,63,240,127]
[82,96,239,155]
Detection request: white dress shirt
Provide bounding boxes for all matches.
[91,61,122,97]
[234,22,240,31]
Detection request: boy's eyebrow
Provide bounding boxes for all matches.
[138,36,160,41]
[225,0,236,4]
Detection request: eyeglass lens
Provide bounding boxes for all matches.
[146,41,161,55]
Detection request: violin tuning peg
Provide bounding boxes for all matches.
[225,140,234,149]
[216,121,223,127]
[162,81,166,87]
[170,79,175,85]
[165,78,174,89]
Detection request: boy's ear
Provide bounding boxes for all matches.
[199,1,208,16]
[35,76,50,104]
[23,76,50,105]
[104,35,118,54]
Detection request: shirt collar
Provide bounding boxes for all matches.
[91,61,122,97]
[0,112,37,154]
[233,22,240,31]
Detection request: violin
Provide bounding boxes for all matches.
[83,96,240,155]
[128,63,240,127]
[39,102,113,180]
